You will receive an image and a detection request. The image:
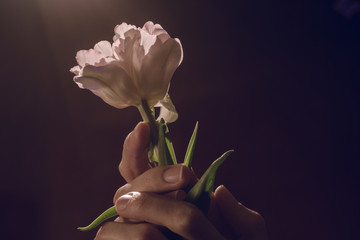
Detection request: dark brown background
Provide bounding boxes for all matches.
[1,0,359,239]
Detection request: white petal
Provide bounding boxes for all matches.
[94,40,113,57]
[75,49,103,67]
[174,38,184,66]
[112,38,124,58]
[74,76,131,109]
[156,94,178,123]
[140,30,157,55]
[142,21,169,43]
[69,65,81,74]
[113,31,144,77]
[78,63,141,108]
[142,21,156,32]
[113,22,137,40]
[138,37,183,105]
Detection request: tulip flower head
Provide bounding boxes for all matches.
[70,21,183,123]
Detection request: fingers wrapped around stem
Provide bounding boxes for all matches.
[114,192,225,240]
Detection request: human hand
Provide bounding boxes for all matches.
[207,185,268,240]
[96,122,267,239]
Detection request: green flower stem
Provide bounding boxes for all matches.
[77,206,117,231]
[137,99,159,145]
[157,121,168,166]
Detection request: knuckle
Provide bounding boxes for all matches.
[130,192,147,209]
[116,191,146,212]
[113,184,130,204]
[173,202,203,235]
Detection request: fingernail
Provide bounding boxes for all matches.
[163,165,183,183]
[116,193,133,211]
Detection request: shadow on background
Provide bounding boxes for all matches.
[0,0,359,239]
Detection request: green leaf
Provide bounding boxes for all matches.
[184,122,199,167]
[185,149,234,214]
[163,121,177,165]
[77,206,117,231]
[147,142,159,167]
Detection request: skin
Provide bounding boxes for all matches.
[95,122,268,240]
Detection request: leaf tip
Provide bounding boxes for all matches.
[223,149,234,157]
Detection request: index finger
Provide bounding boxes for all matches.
[119,122,151,182]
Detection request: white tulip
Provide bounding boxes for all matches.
[70,21,183,122]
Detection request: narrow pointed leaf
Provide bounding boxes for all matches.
[77,206,117,231]
[184,121,199,167]
[185,150,234,214]
[163,121,177,165]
